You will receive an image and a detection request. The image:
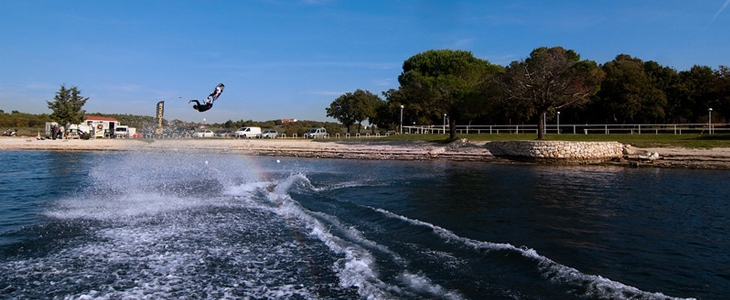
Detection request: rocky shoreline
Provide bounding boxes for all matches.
[2,137,730,170]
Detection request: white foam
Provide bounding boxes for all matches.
[14,196,324,299]
[223,181,272,196]
[6,155,338,299]
[398,272,466,300]
[258,173,469,299]
[258,175,394,299]
[44,192,208,221]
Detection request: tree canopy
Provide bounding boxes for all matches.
[591,54,667,124]
[397,49,502,141]
[46,84,89,127]
[499,47,604,139]
[326,89,383,133]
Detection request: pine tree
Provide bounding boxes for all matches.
[46,84,89,127]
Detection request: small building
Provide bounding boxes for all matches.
[84,116,120,138]
[45,116,123,138]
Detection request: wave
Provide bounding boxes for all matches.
[373,208,696,300]
[235,173,467,300]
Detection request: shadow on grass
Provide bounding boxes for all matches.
[697,134,730,141]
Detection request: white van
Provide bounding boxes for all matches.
[304,127,328,138]
[234,127,261,138]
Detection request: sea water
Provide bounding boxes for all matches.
[0,150,727,299]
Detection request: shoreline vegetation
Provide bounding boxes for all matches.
[2,136,730,170]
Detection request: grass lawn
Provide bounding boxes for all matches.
[377,132,730,148]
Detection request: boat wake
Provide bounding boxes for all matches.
[0,153,697,299]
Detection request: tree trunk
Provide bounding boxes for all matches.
[448,118,458,141]
[537,110,546,140]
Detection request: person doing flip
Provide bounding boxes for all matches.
[190,83,225,112]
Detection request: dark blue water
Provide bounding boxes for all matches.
[0,150,727,299]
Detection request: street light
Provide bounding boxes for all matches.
[708,108,713,134]
[443,114,447,134]
[400,105,404,134]
[557,111,560,134]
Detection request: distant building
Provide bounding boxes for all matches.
[46,116,120,138]
[282,118,298,123]
[84,116,121,138]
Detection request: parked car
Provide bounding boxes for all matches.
[193,129,215,138]
[257,129,278,139]
[234,127,261,138]
[304,127,327,138]
[215,129,233,138]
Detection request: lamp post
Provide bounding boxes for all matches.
[708,108,713,134]
[557,111,560,134]
[400,105,404,134]
[443,114,447,134]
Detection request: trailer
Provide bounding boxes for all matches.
[113,125,137,138]
[45,116,132,139]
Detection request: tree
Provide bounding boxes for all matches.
[500,47,604,139]
[643,61,681,122]
[326,89,382,134]
[592,54,667,123]
[674,65,720,123]
[376,89,405,132]
[398,49,502,141]
[716,66,730,123]
[46,84,89,127]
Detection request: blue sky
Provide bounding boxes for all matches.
[1,0,729,124]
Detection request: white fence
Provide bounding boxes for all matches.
[402,123,728,135]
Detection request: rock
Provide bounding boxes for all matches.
[623,144,647,156]
[639,152,660,161]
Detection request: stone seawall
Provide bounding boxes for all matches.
[486,140,624,164]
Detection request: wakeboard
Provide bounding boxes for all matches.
[206,83,225,103]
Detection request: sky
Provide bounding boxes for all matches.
[1,0,729,124]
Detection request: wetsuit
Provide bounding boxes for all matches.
[190,83,224,112]
[190,100,213,112]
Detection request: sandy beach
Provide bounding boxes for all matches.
[2,136,730,169]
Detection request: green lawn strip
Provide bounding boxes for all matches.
[374,133,730,148]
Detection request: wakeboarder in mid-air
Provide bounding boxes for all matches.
[189,83,224,112]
